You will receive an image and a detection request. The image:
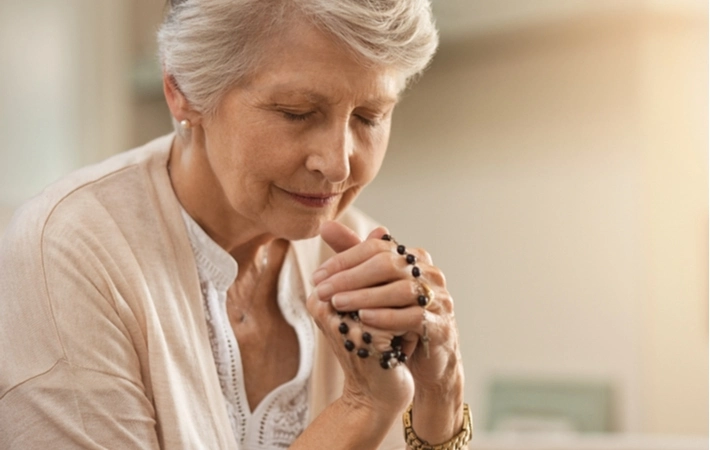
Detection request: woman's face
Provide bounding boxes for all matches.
[199,21,402,241]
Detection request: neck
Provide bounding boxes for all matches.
[168,134,277,267]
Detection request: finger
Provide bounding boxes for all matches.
[399,331,420,358]
[306,286,335,333]
[315,250,406,301]
[327,309,411,371]
[316,237,434,287]
[333,315,383,356]
[366,226,390,241]
[317,251,448,306]
[399,246,434,266]
[358,308,437,361]
[319,221,362,254]
[367,329,418,360]
[315,237,394,285]
[330,279,419,311]
[314,223,390,286]
[308,291,417,407]
[334,315,414,368]
[359,306,435,337]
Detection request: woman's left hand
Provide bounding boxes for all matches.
[313,221,465,442]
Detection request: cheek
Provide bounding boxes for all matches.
[204,132,269,205]
[354,151,384,186]
[355,130,389,183]
[209,122,271,177]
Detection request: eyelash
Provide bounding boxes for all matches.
[356,116,377,127]
[281,111,378,128]
[282,111,314,122]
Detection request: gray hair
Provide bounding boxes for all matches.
[157,0,438,117]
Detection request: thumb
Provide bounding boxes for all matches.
[319,221,362,254]
[366,226,390,241]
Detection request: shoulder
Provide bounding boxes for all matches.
[0,133,180,320]
[0,134,184,394]
[1,134,175,260]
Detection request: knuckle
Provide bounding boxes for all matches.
[410,248,433,264]
[381,309,397,324]
[438,322,454,342]
[369,237,390,254]
[359,287,376,307]
[376,250,395,265]
[422,250,433,264]
[376,251,401,274]
[438,293,455,314]
[366,309,389,327]
[426,267,446,287]
[331,269,354,291]
[405,279,419,298]
[329,257,347,273]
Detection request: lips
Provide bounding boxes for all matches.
[282,189,341,207]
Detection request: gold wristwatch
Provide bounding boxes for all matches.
[403,403,473,450]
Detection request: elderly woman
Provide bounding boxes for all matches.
[0,0,470,448]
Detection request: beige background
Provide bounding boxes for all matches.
[0,0,707,442]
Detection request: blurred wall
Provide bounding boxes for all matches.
[356,10,708,434]
[0,0,131,230]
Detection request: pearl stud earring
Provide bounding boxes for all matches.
[179,119,191,130]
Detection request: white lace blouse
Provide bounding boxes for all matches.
[180,209,315,448]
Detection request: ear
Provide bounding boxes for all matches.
[162,71,201,126]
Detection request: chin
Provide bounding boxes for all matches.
[271,216,327,241]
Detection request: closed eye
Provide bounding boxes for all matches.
[282,111,315,122]
[354,115,378,127]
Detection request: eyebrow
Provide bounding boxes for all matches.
[262,86,399,109]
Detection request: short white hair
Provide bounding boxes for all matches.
[158,0,438,117]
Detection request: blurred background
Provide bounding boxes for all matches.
[0,0,707,448]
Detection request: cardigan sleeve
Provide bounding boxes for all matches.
[0,203,161,449]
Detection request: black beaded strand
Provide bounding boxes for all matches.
[377,335,407,370]
[381,234,422,279]
[374,234,420,369]
[337,311,358,353]
[344,340,355,352]
[338,310,377,360]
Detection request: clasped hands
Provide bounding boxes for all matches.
[307,221,463,421]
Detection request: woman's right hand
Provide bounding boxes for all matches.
[305,223,415,418]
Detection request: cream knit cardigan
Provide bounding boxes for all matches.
[0,134,403,449]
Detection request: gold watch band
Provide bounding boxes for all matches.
[403,403,473,450]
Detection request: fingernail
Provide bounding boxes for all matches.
[331,293,349,310]
[358,309,374,322]
[312,268,328,285]
[316,282,334,301]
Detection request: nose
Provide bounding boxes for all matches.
[305,120,353,183]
